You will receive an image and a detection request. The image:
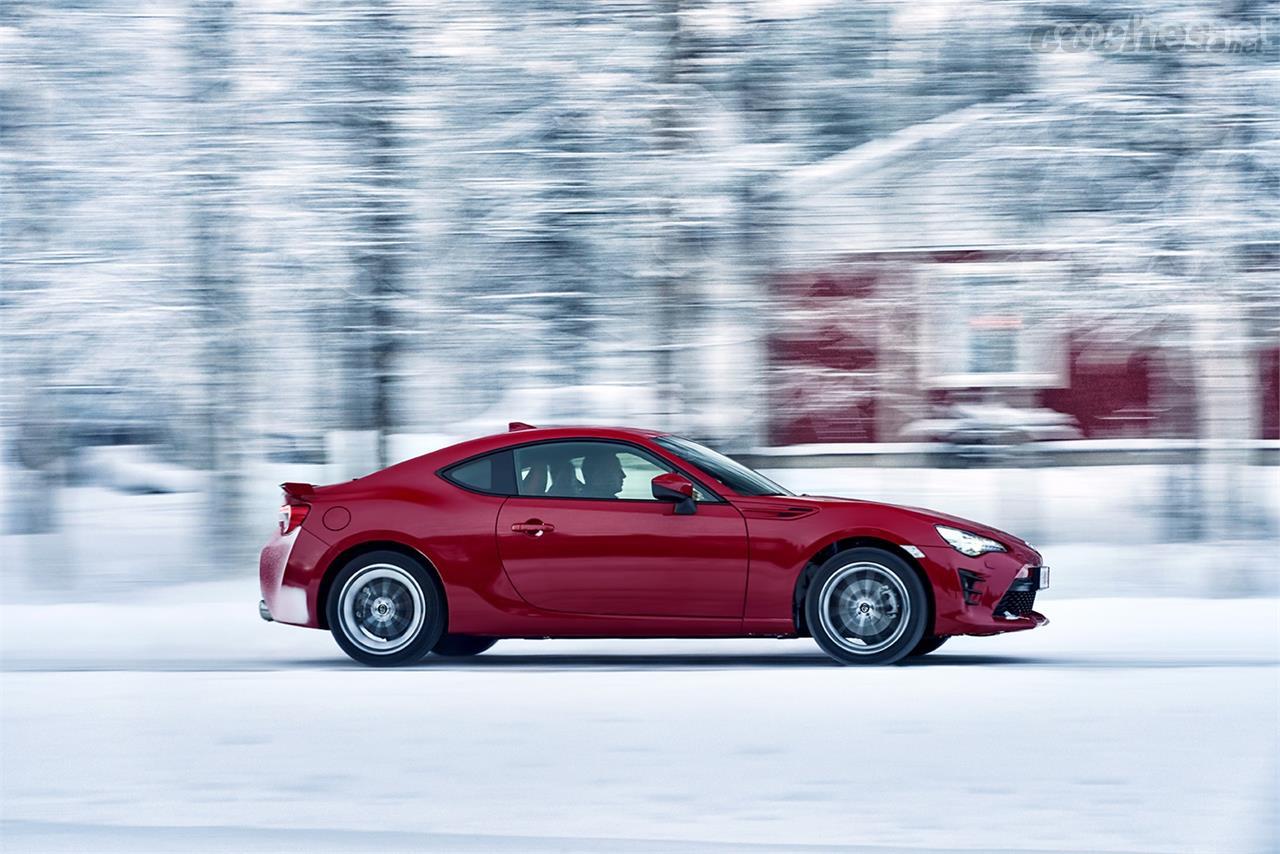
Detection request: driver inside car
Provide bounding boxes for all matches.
[580,448,626,499]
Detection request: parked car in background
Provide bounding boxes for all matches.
[901,400,1082,447]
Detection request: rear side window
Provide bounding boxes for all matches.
[441,450,515,495]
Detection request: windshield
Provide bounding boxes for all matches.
[655,436,793,497]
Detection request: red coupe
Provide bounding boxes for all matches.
[260,424,1049,666]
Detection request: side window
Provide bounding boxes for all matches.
[441,450,515,495]
[513,441,677,501]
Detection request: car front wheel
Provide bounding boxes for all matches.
[326,551,445,667]
[805,547,929,666]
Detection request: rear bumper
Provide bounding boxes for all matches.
[259,527,329,627]
[918,545,1050,637]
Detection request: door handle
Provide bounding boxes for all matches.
[511,520,554,537]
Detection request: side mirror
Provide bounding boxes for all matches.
[651,472,697,515]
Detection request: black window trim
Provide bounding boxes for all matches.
[437,437,726,504]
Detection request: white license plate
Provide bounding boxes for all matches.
[1039,566,1050,590]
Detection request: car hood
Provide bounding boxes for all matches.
[762,493,1031,550]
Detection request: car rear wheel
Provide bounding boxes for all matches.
[908,635,949,657]
[805,547,928,666]
[432,635,498,657]
[326,551,445,667]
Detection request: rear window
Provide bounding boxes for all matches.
[448,457,493,491]
[441,450,514,495]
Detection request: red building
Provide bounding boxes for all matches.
[765,249,1272,445]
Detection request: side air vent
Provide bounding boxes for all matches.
[738,505,817,520]
[773,506,817,519]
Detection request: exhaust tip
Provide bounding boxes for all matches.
[258,600,273,622]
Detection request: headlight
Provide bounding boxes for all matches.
[936,525,1006,557]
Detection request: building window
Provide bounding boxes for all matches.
[968,318,1021,374]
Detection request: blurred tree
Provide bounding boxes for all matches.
[331,1,415,472]
[1,2,74,537]
[187,0,248,568]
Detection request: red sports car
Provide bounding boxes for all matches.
[259,424,1049,666]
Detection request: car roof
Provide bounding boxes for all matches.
[408,425,669,471]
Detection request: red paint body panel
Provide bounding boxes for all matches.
[258,425,1048,640]
[497,497,748,618]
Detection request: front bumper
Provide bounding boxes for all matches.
[918,545,1050,637]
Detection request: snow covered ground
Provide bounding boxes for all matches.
[2,587,1277,853]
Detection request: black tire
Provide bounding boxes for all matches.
[432,635,498,657]
[804,547,929,666]
[908,635,949,657]
[326,550,445,667]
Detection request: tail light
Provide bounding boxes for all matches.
[279,502,310,535]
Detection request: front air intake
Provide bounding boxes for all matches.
[957,569,984,606]
[993,576,1039,618]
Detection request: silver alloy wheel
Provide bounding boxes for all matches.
[816,561,911,655]
[337,564,426,655]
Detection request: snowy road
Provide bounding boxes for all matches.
[2,595,1278,854]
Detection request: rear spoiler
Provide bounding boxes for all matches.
[280,482,315,500]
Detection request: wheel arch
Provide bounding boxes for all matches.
[791,535,935,638]
[315,538,446,631]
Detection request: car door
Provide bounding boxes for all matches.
[495,440,749,618]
